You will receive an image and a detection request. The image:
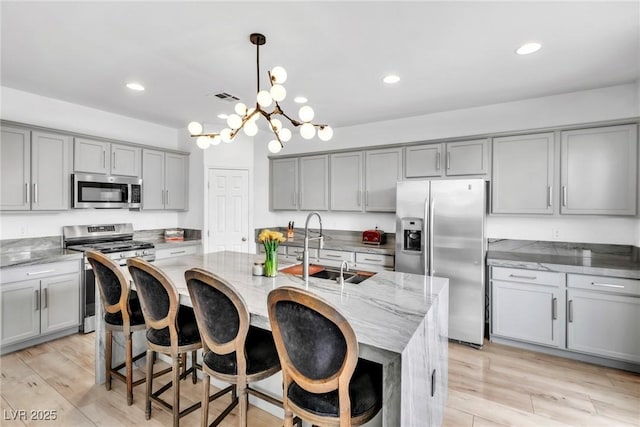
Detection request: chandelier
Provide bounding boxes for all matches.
[187,33,333,153]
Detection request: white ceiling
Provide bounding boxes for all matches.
[1,1,638,130]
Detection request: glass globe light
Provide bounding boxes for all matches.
[227,114,242,129]
[196,136,211,149]
[300,123,316,140]
[271,66,287,84]
[234,102,247,116]
[244,122,258,136]
[268,139,282,153]
[279,127,292,142]
[220,128,234,143]
[188,121,203,135]
[270,118,282,132]
[257,90,273,107]
[298,105,315,122]
[318,126,334,141]
[270,84,286,102]
[211,135,221,145]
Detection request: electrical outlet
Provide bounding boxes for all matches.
[551,228,560,239]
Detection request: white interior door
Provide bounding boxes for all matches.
[207,168,250,253]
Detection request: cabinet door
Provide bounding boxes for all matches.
[364,148,402,212]
[142,149,166,210]
[404,144,443,178]
[567,289,640,363]
[561,124,637,215]
[271,158,298,210]
[491,133,554,214]
[1,280,40,346]
[40,273,80,334]
[445,139,490,176]
[74,138,109,174]
[0,126,31,210]
[165,153,188,210]
[492,280,564,348]
[111,144,141,177]
[330,152,363,211]
[31,131,71,211]
[299,155,329,211]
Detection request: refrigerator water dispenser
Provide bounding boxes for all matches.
[401,218,422,252]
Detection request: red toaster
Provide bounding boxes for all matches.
[362,228,386,245]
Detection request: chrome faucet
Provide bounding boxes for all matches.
[303,211,324,284]
[339,260,349,286]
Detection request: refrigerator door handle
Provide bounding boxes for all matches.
[428,197,435,276]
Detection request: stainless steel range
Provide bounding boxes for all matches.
[63,223,155,333]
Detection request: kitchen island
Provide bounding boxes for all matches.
[97,251,449,427]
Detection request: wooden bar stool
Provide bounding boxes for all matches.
[127,258,203,427]
[86,250,159,405]
[185,268,284,427]
[268,286,383,427]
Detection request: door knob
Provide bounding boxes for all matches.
[241,237,247,241]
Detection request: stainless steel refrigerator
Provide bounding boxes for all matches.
[396,179,486,347]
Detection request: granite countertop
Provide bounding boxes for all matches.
[141,237,202,250]
[0,248,82,269]
[487,239,640,280]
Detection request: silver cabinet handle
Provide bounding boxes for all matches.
[103,150,106,169]
[112,152,116,169]
[431,369,436,397]
[436,152,441,170]
[43,288,48,309]
[325,254,342,258]
[547,186,552,208]
[27,269,55,276]
[552,297,557,320]
[25,182,30,203]
[33,183,38,204]
[591,282,624,289]
[568,300,573,323]
[562,186,567,207]
[170,250,186,255]
[35,290,40,311]
[363,258,380,262]
[166,190,169,206]
[446,152,451,170]
[292,191,297,207]
[509,274,537,280]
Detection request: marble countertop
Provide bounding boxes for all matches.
[141,237,202,250]
[0,248,82,269]
[487,240,640,280]
[139,251,447,356]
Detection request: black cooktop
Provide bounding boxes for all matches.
[68,240,154,254]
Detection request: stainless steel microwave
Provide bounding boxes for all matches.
[72,173,142,209]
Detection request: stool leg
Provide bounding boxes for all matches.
[172,354,181,427]
[145,349,154,420]
[126,332,133,405]
[238,379,247,427]
[105,329,113,391]
[191,350,197,384]
[200,371,210,427]
[283,407,294,427]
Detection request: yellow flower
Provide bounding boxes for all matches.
[258,229,285,244]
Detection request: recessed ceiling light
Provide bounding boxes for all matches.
[383,75,400,84]
[294,96,308,104]
[516,42,542,55]
[126,82,145,91]
[217,113,229,119]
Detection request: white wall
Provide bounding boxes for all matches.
[0,87,184,239]
[253,83,640,245]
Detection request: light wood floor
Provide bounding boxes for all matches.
[1,333,638,426]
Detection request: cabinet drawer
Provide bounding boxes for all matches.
[319,249,354,263]
[155,245,199,260]
[355,252,394,268]
[568,274,640,297]
[1,260,80,285]
[491,267,565,286]
[286,246,317,259]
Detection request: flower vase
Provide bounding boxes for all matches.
[264,247,278,277]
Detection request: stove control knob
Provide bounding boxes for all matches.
[135,250,142,257]
[119,252,126,259]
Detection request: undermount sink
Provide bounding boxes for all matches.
[280,263,374,285]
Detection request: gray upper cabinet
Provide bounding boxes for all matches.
[365,148,402,212]
[74,138,140,177]
[330,151,364,211]
[405,144,443,178]
[560,124,637,215]
[299,155,329,211]
[492,133,554,214]
[0,127,71,211]
[142,149,188,211]
[445,139,490,176]
[271,158,298,210]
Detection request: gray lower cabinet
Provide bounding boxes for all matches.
[142,149,188,210]
[1,260,81,351]
[491,132,554,214]
[0,126,71,211]
[74,138,141,177]
[155,244,201,260]
[271,157,298,210]
[330,151,364,211]
[364,148,402,212]
[567,274,640,364]
[491,267,565,348]
[560,124,637,215]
